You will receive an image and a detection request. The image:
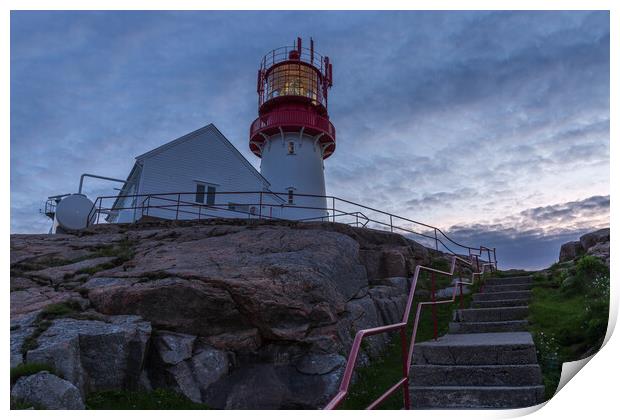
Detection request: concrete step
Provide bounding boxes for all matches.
[412,332,537,365]
[410,385,545,409]
[454,306,529,322]
[410,364,543,386]
[485,276,533,287]
[473,290,532,302]
[449,320,529,333]
[472,298,530,308]
[483,283,533,293]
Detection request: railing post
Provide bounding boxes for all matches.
[259,191,263,219]
[434,229,438,251]
[198,205,201,221]
[400,328,411,410]
[390,215,393,232]
[458,265,464,309]
[96,199,101,224]
[355,213,359,227]
[431,271,437,341]
[176,193,180,220]
[332,197,335,223]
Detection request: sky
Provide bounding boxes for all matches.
[10,11,610,269]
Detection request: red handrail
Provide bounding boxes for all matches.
[323,253,496,410]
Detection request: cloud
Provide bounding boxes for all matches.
[438,195,610,269]
[10,11,610,270]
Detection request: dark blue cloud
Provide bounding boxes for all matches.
[10,11,609,269]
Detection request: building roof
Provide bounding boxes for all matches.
[135,123,270,187]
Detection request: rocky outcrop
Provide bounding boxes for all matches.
[559,228,609,265]
[10,219,435,409]
[147,331,229,403]
[11,372,85,409]
[559,241,584,262]
[580,228,610,252]
[25,316,151,396]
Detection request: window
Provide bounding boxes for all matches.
[195,184,205,204]
[287,189,294,205]
[288,141,295,154]
[206,185,216,206]
[264,63,320,105]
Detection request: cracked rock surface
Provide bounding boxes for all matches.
[10,219,435,409]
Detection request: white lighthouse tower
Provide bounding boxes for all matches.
[249,37,335,221]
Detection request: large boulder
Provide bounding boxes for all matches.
[11,372,84,409]
[579,228,610,251]
[10,311,40,368]
[559,241,584,263]
[25,316,151,396]
[147,331,229,403]
[558,228,610,264]
[587,241,610,266]
[87,227,368,348]
[203,358,345,409]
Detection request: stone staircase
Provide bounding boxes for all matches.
[409,275,544,409]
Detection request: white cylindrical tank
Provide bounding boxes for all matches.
[54,193,94,231]
[260,131,329,221]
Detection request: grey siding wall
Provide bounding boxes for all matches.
[137,126,268,220]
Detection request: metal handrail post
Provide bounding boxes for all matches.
[332,197,335,223]
[259,191,263,219]
[390,215,393,232]
[400,328,411,410]
[431,271,437,340]
[458,265,464,309]
[176,193,181,220]
[434,229,438,251]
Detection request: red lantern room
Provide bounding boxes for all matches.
[249,37,336,160]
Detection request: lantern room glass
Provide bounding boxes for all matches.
[265,63,321,105]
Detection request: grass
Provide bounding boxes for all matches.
[339,258,483,410]
[20,300,84,354]
[87,238,135,261]
[527,255,609,401]
[73,238,136,276]
[11,362,56,386]
[85,389,210,410]
[11,257,73,274]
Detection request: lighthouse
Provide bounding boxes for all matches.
[249,37,335,221]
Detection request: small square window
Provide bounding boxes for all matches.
[195,184,205,204]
